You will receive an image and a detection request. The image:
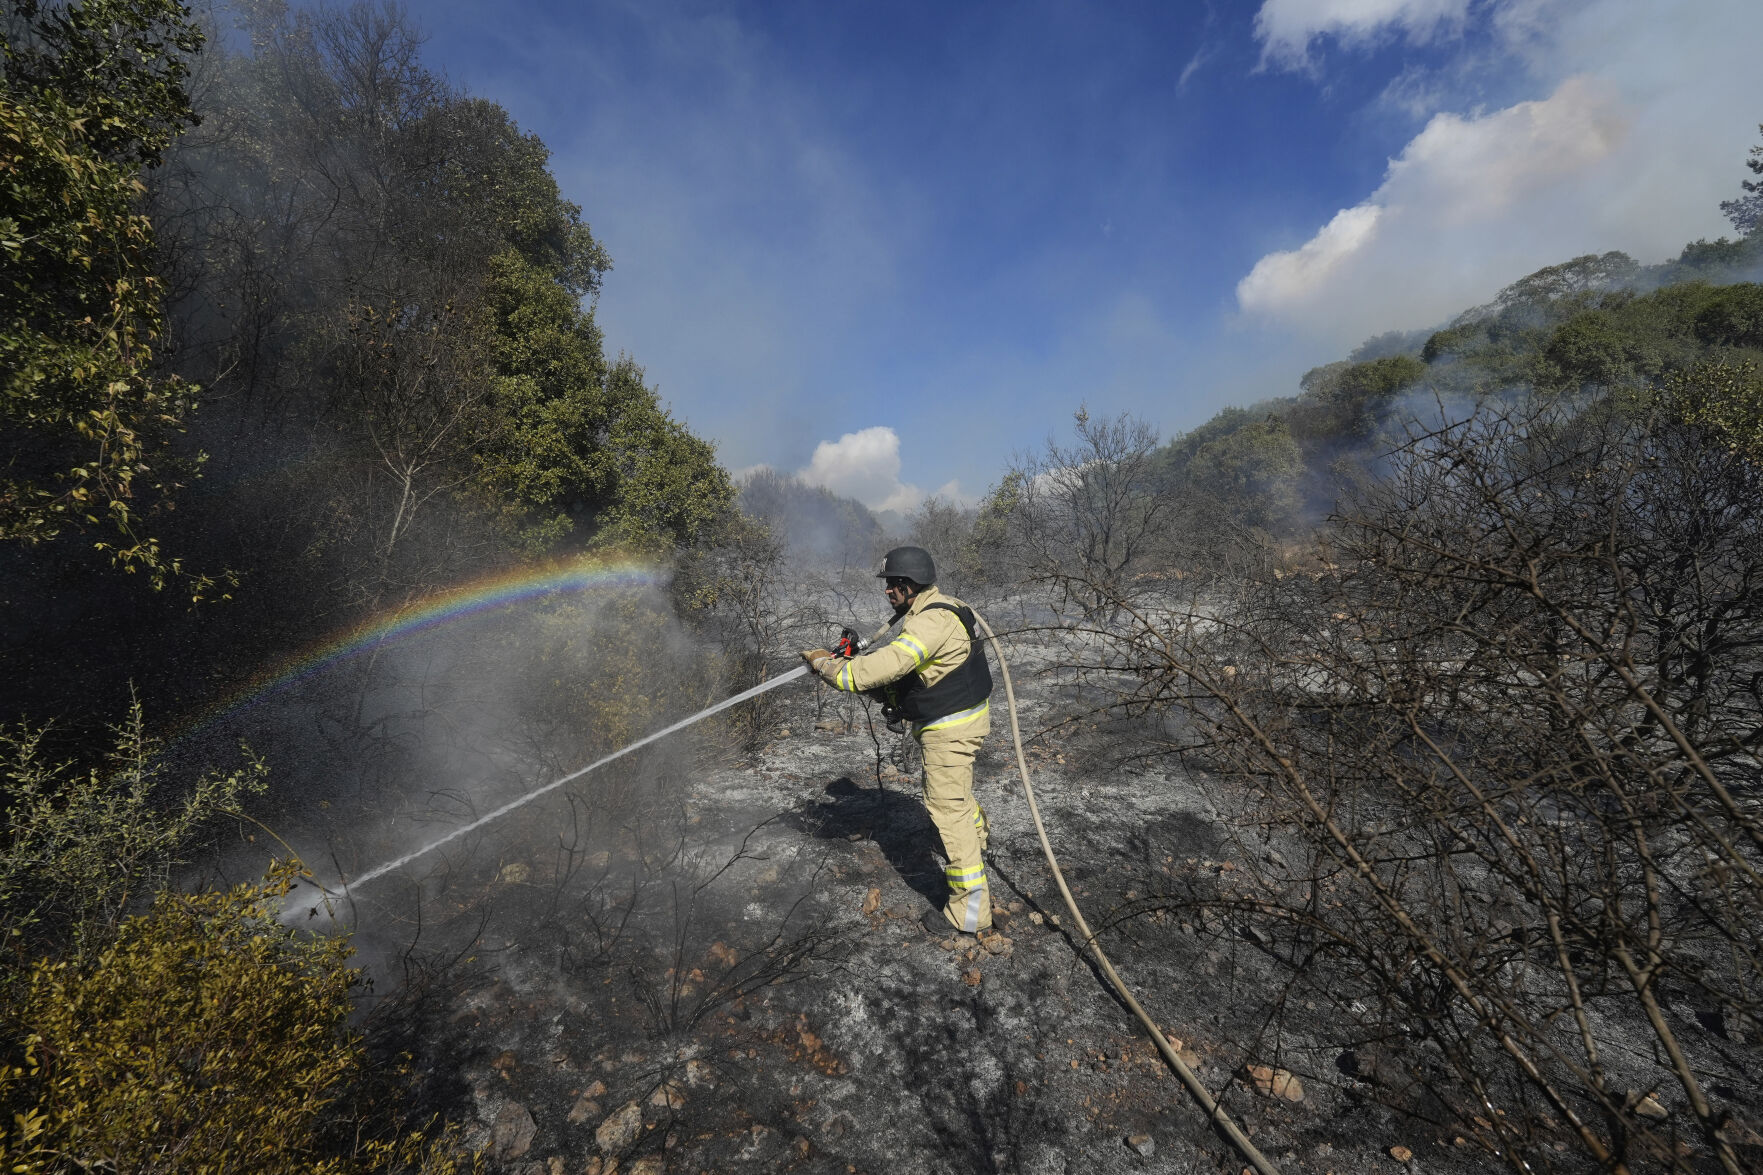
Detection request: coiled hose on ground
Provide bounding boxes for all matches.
[971,608,1282,1175]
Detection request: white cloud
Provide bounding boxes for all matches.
[799,426,928,514]
[1237,203,1384,315]
[1236,0,1763,344]
[1255,0,1471,67]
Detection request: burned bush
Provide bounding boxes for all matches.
[1069,377,1763,1173]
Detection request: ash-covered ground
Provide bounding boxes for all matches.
[330,622,1527,1175]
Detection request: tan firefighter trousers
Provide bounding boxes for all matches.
[917,705,992,933]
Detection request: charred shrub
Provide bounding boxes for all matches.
[1087,381,1763,1173]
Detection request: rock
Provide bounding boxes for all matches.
[628,1158,664,1175]
[685,1059,717,1088]
[1126,1132,1155,1157]
[815,718,841,732]
[490,1101,537,1162]
[648,1080,687,1110]
[982,933,1013,956]
[1240,1063,1304,1102]
[1634,1092,1668,1120]
[596,1101,644,1155]
[583,1079,607,1099]
[582,1160,603,1175]
[1390,1144,1414,1162]
[547,1158,565,1175]
[991,907,1012,931]
[962,967,983,986]
[497,862,531,885]
[862,887,881,915]
[566,1094,601,1125]
[1028,911,1044,925]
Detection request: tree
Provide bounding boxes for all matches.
[1,0,209,593]
[1001,406,1177,615]
[1496,251,1641,309]
[1720,123,1763,237]
[907,494,978,596]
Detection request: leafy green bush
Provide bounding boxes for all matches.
[0,865,479,1175]
[0,698,267,958]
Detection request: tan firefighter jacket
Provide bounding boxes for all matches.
[812,586,991,733]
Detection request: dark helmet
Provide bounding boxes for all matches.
[877,545,936,586]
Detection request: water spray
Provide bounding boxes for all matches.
[298,608,1277,1174]
[313,620,888,898]
[311,664,810,898]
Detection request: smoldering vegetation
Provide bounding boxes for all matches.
[10,0,1763,1171]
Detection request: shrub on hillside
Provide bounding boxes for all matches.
[0,865,479,1175]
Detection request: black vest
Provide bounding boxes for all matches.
[882,602,994,724]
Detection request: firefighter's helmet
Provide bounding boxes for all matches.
[877,546,936,586]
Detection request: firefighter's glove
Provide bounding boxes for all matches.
[800,648,834,675]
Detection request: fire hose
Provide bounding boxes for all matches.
[967,608,1281,1175]
[316,609,1280,1174]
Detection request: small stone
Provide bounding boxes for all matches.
[778,728,791,738]
[1028,911,1044,925]
[547,1158,565,1175]
[1240,1064,1304,1102]
[862,887,881,915]
[1390,1144,1414,1162]
[982,933,1013,955]
[566,1093,601,1124]
[685,1059,717,1088]
[628,1158,664,1175]
[815,718,841,732]
[648,1080,687,1110]
[1126,1133,1155,1157]
[583,1159,603,1175]
[491,1102,537,1161]
[1634,1092,1668,1120]
[596,1101,644,1155]
[962,967,982,986]
[497,862,531,885]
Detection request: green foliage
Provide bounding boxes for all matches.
[1720,122,1763,235]
[0,698,267,958]
[1531,282,1763,393]
[591,358,734,553]
[1184,415,1304,533]
[0,864,481,1175]
[1288,354,1426,445]
[0,866,357,1173]
[0,0,211,594]
[1661,235,1763,282]
[1693,282,1763,348]
[1666,359,1763,462]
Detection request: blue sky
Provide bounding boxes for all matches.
[413,0,1763,512]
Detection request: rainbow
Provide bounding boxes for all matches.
[180,555,664,738]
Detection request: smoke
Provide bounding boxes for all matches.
[1237,0,1763,347]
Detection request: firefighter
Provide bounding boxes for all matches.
[801,546,995,936]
